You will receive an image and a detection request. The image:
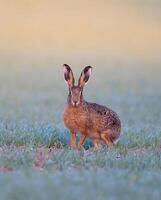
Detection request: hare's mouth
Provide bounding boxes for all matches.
[71,101,80,107]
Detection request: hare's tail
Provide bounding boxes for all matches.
[113,138,119,145]
[109,129,122,144]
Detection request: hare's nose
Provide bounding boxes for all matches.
[72,100,79,106]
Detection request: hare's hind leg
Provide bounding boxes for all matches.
[101,131,113,148]
[78,134,87,150]
[70,131,77,149]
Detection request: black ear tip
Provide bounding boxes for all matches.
[84,66,93,73]
[86,66,93,69]
[63,64,69,67]
[63,64,71,71]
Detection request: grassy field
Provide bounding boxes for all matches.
[0,58,161,200]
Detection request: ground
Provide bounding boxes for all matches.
[0,60,161,200]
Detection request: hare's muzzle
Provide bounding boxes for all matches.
[72,100,80,107]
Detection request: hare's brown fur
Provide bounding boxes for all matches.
[63,64,121,149]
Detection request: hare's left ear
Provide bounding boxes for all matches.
[63,64,75,88]
[78,66,93,88]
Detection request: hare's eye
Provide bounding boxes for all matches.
[69,90,72,96]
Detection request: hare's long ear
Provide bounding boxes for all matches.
[78,66,92,88]
[63,64,75,88]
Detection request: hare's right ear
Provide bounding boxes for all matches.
[78,66,93,88]
[63,64,75,88]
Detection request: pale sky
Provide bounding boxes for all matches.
[0,0,161,59]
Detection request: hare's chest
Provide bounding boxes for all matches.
[63,107,87,131]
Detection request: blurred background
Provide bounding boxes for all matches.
[0,0,161,62]
[0,0,161,128]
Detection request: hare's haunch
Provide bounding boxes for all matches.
[63,64,121,149]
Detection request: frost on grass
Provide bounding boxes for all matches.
[0,63,161,199]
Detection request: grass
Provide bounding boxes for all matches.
[0,59,161,200]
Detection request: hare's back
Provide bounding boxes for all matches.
[87,102,121,131]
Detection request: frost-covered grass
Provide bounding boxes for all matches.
[0,60,161,200]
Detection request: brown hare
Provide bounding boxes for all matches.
[63,64,121,149]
